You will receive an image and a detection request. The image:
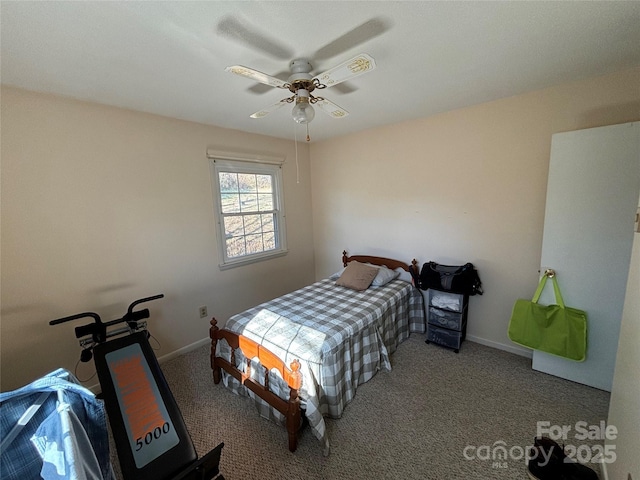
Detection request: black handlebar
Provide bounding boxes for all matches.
[49,311,102,326]
[49,294,164,343]
[127,294,164,316]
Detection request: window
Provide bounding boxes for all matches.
[210,158,287,268]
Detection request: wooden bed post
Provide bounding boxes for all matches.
[410,258,420,286]
[210,317,221,384]
[286,359,303,452]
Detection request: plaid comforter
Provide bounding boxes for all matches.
[215,278,425,455]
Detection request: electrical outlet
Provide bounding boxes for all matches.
[199,306,207,318]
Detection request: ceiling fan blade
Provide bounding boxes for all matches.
[250,98,292,119]
[314,98,350,119]
[225,65,289,89]
[217,16,294,60]
[247,70,290,94]
[314,53,376,88]
[313,17,391,62]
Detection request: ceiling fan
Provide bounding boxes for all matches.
[225,53,377,128]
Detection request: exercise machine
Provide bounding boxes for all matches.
[50,294,224,480]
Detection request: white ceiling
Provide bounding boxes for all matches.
[2,1,640,143]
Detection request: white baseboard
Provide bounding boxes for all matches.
[156,336,211,364]
[466,334,533,359]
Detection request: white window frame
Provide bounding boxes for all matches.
[209,157,287,269]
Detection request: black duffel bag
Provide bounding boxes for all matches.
[419,261,483,295]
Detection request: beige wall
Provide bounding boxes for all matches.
[0,86,314,391]
[310,67,640,356]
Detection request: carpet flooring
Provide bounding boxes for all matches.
[110,336,609,479]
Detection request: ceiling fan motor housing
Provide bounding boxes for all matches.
[289,79,315,94]
[289,58,313,74]
[287,58,315,93]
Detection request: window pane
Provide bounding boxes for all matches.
[263,231,276,251]
[243,214,261,235]
[257,193,273,211]
[226,237,246,258]
[223,216,244,237]
[239,193,258,212]
[238,173,257,193]
[261,213,274,232]
[220,193,240,214]
[219,172,238,193]
[256,174,273,193]
[245,234,264,254]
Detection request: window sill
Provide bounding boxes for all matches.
[218,249,288,270]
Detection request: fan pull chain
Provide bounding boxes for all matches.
[294,123,300,184]
[306,123,310,142]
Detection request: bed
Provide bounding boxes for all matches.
[209,251,426,455]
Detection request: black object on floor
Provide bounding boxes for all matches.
[527,436,598,480]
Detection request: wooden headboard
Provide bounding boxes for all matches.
[342,250,420,282]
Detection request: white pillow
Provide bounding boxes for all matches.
[330,263,399,287]
[370,264,400,287]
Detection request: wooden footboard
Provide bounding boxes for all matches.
[209,318,303,452]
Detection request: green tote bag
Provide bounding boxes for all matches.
[508,274,587,362]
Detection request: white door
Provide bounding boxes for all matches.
[533,122,640,391]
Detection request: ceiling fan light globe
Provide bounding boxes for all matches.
[292,102,315,124]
